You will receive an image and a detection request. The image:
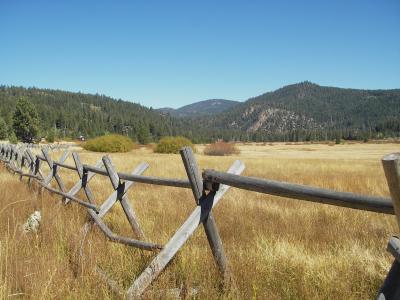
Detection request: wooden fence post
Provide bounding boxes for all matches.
[75,154,150,258]
[377,236,400,299]
[70,152,101,204]
[8,146,17,173]
[102,155,146,239]
[180,147,231,283]
[126,159,245,299]
[71,152,104,256]
[24,152,34,186]
[378,153,400,299]
[26,149,44,188]
[16,146,26,181]
[382,153,400,229]
[41,148,68,200]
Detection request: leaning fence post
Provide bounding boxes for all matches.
[382,153,400,229]
[42,148,68,201]
[102,155,146,239]
[26,149,44,188]
[35,156,45,195]
[126,159,244,299]
[378,153,400,300]
[24,150,34,186]
[71,152,97,204]
[180,147,232,284]
[71,152,103,257]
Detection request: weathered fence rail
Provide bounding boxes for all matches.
[202,169,394,214]
[0,143,399,299]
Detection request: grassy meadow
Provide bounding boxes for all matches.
[0,142,399,299]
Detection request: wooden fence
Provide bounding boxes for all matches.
[0,143,399,299]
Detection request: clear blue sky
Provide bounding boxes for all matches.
[0,0,399,108]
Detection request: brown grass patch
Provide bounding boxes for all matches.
[204,141,240,156]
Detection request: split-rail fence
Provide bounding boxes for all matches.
[0,143,399,299]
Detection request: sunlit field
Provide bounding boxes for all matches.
[1,142,399,299]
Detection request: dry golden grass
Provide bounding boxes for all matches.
[1,142,399,299]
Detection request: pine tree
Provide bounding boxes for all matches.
[12,98,40,143]
[137,124,151,144]
[0,117,7,140]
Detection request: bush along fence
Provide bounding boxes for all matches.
[0,143,400,299]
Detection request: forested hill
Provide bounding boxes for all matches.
[196,82,400,141]
[157,99,240,117]
[0,86,196,143]
[0,83,399,143]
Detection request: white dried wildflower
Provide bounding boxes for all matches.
[22,211,41,233]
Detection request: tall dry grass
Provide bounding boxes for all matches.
[0,143,399,299]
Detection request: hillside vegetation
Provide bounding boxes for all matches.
[158,99,240,117]
[1,83,399,143]
[0,86,192,143]
[198,82,400,141]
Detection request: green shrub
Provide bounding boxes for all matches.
[83,134,136,153]
[154,136,195,154]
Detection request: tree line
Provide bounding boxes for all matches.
[0,84,399,144]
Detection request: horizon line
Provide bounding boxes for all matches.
[1,81,400,110]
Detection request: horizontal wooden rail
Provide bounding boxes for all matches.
[54,161,78,171]
[37,154,76,172]
[22,153,76,171]
[6,165,39,179]
[36,180,100,212]
[19,173,40,179]
[84,164,191,188]
[21,153,190,188]
[203,170,394,214]
[87,210,163,251]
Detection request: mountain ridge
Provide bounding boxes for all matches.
[195,81,400,140]
[0,82,399,142]
[157,99,240,117]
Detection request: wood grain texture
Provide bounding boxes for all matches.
[101,156,148,239]
[84,164,191,188]
[382,153,400,228]
[203,169,394,214]
[126,159,245,299]
[180,146,230,280]
[87,209,162,251]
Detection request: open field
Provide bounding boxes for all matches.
[0,142,399,299]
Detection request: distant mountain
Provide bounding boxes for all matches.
[197,81,400,141]
[157,99,240,117]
